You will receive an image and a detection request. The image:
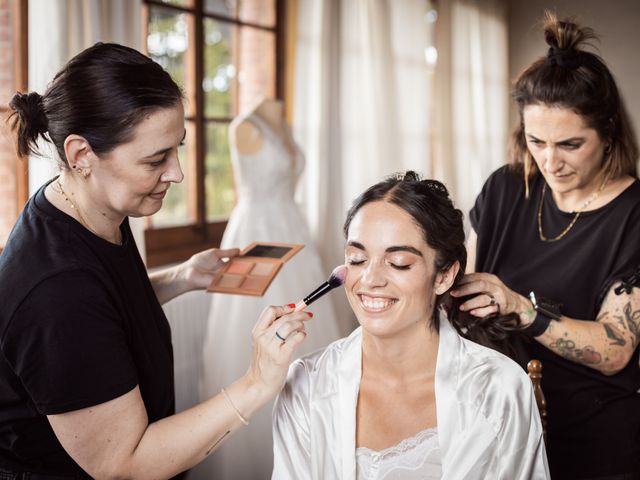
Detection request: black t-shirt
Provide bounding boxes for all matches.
[470,165,640,478]
[0,180,175,476]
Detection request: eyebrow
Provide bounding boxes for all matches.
[346,241,423,257]
[144,129,187,158]
[526,133,585,144]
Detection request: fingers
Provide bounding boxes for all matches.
[280,330,307,355]
[458,292,500,317]
[457,272,497,284]
[254,304,294,332]
[465,305,498,318]
[216,248,240,259]
[250,308,311,391]
[270,311,312,344]
[451,280,491,297]
[254,305,312,334]
[273,320,307,346]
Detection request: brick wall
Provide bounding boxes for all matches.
[0,0,17,245]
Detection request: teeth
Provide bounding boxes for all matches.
[360,296,396,310]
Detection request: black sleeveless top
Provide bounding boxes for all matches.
[470,166,640,479]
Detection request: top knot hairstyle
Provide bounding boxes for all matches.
[343,171,522,354]
[8,42,183,165]
[510,11,638,191]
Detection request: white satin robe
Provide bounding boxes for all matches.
[272,317,550,479]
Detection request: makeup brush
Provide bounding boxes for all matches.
[294,265,348,311]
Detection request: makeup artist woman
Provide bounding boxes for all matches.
[0,43,309,479]
[453,13,640,479]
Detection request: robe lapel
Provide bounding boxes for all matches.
[336,328,362,480]
[435,315,462,476]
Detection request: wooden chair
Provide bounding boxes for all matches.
[527,359,547,444]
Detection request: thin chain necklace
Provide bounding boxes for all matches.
[537,173,610,242]
[56,179,121,244]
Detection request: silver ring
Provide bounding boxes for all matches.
[275,331,286,342]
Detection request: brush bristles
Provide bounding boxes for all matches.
[328,265,347,288]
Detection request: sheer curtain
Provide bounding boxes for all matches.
[28,0,144,252]
[294,0,508,291]
[294,0,435,330]
[433,0,509,221]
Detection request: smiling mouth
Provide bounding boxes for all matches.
[358,294,398,312]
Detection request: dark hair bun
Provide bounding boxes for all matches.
[9,91,49,156]
[542,11,597,52]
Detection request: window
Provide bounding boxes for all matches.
[142,0,283,266]
[0,0,28,248]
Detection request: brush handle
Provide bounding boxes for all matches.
[294,281,333,311]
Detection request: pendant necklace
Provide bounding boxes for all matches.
[537,173,610,242]
[56,179,121,244]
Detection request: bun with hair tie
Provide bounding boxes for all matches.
[547,46,582,69]
[9,91,49,157]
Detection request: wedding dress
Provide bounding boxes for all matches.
[189,109,343,480]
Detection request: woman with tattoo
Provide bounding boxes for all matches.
[453,12,640,479]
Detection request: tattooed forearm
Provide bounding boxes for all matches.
[206,430,231,456]
[550,338,602,364]
[603,323,626,346]
[624,302,640,342]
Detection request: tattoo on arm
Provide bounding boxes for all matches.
[614,302,640,347]
[550,338,602,365]
[603,323,626,346]
[206,430,231,456]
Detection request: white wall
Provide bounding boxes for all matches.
[507,0,640,145]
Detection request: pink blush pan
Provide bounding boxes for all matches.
[226,260,255,275]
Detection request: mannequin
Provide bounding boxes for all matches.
[190,97,343,480]
[233,99,288,155]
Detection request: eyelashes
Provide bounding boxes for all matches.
[346,259,412,270]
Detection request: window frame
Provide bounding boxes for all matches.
[141,0,286,267]
[2,3,29,211]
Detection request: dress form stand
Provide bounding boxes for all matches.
[189,98,342,480]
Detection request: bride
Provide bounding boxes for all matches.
[272,172,549,479]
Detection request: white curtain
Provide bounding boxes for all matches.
[433,0,509,224]
[294,0,435,328]
[28,0,145,255]
[294,0,508,288]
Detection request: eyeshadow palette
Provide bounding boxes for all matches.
[207,242,304,296]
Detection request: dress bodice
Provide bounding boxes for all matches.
[230,113,304,204]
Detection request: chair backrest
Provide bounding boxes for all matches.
[527,359,547,444]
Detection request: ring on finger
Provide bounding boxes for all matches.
[488,294,496,306]
[275,330,286,342]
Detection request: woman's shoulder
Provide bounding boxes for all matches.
[291,328,360,374]
[284,328,361,398]
[457,334,532,399]
[615,177,640,205]
[470,165,531,228]
[481,164,526,195]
